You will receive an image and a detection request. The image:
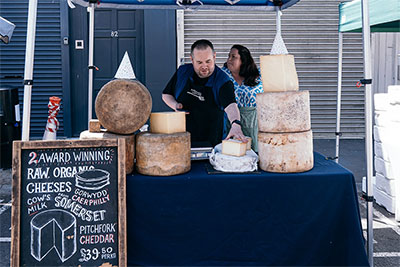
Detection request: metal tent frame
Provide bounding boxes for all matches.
[336,0,400,264]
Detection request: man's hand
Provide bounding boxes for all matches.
[225,123,246,141]
[175,103,183,111]
[163,94,183,112]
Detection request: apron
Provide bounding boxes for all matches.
[239,106,258,152]
[224,106,258,152]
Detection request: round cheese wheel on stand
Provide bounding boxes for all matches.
[95,79,152,134]
[80,130,135,174]
[258,130,314,173]
[257,91,311,133]
[136,132,191,176]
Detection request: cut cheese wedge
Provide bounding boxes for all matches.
[222,139,247,157]
[150,111,186,134]
[260,54,299,92]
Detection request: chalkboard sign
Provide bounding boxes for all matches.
[11,139,126,267]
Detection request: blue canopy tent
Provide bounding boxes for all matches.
[336,0,400,264]
[21,0,300,140]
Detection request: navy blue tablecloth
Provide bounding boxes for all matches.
[126,152,369,266]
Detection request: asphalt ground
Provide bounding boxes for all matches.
[0,139,399,266]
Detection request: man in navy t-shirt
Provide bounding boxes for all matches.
[162,39,245,147]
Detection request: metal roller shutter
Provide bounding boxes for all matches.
[0,0,64,138]
[180,0,364,138]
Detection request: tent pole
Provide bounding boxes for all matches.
[21,0,38,141]
[335,32,343,163]
[87,3,95,128]
[361,0,374,265]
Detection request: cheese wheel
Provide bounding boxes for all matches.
[136,132,191,176]
[257,91,311,133]
[95,79,152,134]
[258,130,313,173]
[150,111,186,134]
[31,210,76,262]
[80,130,135,174]
[260,54,299,92]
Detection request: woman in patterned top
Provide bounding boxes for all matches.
[222,44,263,151]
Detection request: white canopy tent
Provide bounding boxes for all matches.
[336,1,400,264]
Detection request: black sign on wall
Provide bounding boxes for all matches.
[11,139,126,267]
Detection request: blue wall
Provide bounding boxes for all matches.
[144,10,177,112]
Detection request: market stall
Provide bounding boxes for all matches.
[20,0,374,265]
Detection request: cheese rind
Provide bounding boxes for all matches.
[257,91,311,133]
[260,54,299,92]
[80,130,135,174]
[136,132,191,176]
[150,111,186,134]
[222,139,247,157]
[95,79,152,134]
[258,130,314,173]
[89,119,101,132]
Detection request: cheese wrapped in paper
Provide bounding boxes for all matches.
[210,144,258,173]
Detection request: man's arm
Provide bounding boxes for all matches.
[224,103,246,141]
[162,94,183,111]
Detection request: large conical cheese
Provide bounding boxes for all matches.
[114,51,136,79]
[136,132,191,176]
[260,54,299,92]
[258,130,313,173]
[257,91,311,133]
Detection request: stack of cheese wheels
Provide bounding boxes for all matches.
[80,129,135,174]
[135,111,191,176]
[257,54,313,173]
[82,79,152,174]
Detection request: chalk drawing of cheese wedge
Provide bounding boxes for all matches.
[75,169,110,191]
[31,209,77,262]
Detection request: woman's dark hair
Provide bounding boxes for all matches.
[224,44,260,86]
